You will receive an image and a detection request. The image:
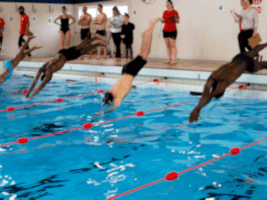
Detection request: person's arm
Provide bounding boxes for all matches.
[0,25,4,33]
[78,15,84,25]
[114,16,123,28]
[121,25,125,39]
[252,10,258,38]
[175,11,180,24]
[53,15,61,26]
[25,66,46,98]
[68,15,77,26]
[93,16,99,24]
[88,14,92,25]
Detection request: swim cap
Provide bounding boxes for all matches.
[103,92,114,105]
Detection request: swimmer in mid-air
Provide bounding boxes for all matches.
[25,36,105,100]
[189,43,267,123]
[0,35,41,84]
[102,18,161,112]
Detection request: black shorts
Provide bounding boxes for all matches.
[96,30,106,37]
[58,47,82,61]
[0,37,2,48]
[81,28,91,40]
[122,56,147,77]
[163,30,177,40]
[233,53,254,72]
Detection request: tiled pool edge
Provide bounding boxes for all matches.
[17,61,267,85]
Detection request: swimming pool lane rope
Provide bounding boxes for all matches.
[10,74,102,95]
[1,78,162,113]
[0,84,248,199]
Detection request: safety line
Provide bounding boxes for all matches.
[10,74,101,95]
[0,98,200,147]
[107,140,266,200]
[1,78,161,114]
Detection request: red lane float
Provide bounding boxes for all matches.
[0,98,200,147]
[107,140,267,200]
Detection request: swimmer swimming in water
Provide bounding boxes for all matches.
[25,36,105,100]
[0,35,42,84]
[102,18,161,112]
[189,43,267,123]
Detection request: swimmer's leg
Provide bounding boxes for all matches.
[21,46,42,60]
[247,43,267,58]
[25,63,48,98]
[252,61,267,72]
[76,36,101,50]
[190,78,227,123]
[139,18,161,60]
[11,36,35,67]
[80,42,105,55]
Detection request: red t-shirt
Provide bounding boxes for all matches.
[20,14,29,35]
[163,10,179,32]
[0,17,5,37]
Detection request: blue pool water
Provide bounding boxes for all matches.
[1,76,267,200]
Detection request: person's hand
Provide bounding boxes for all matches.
[121,35,125,39]
[252,32,257,38]
[189,108,200,123]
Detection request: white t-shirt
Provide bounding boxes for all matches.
[111,15,123,33]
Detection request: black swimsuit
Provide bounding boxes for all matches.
[60,15,70,35]
[233,53,255,73]
[58,47,82,61]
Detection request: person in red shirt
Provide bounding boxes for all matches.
[18,6,33,60]
[160,0,179,65]
[0,17,5,52]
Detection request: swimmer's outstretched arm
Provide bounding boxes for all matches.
[27,71,52,100]
[189,78,227,123]
[25,63,48,99]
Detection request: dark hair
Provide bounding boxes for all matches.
[18,6,24,10]
[167,0,174,9]
[113,6,121,17]
[124,13,130,18]
[62,6,66,10]
[248,0,253,5]
[103,92,114,105]
[98,4,103,8]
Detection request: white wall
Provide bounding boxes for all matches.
[75,0,267,61]
[2,1,267,61]
[0,2,74,60]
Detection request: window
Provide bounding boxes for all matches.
[79,5,128,19]
[78,7,97,19]
[102,5,129,18]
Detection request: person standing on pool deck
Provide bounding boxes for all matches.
[160,0,179,65]
[78,6,92,60]
[18,6,34,61]
[189,43,267,123]
[93,4,107,60]
[53,6,76,50]
[25,36,105,100]
[0,16,5,52]
[235,0,258,53]
[102,18,161,112]
[121,14,135,61]
[0,36,41,84]
[110,6,123,62]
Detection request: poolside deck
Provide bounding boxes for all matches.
[24,57,267,75]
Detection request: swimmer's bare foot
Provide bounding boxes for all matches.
[169,61,177,65]
[27,56,32,61]
[149,18,161,28]
[164,60,171,64]
[96,56,101,60]
[102,57,107,60]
